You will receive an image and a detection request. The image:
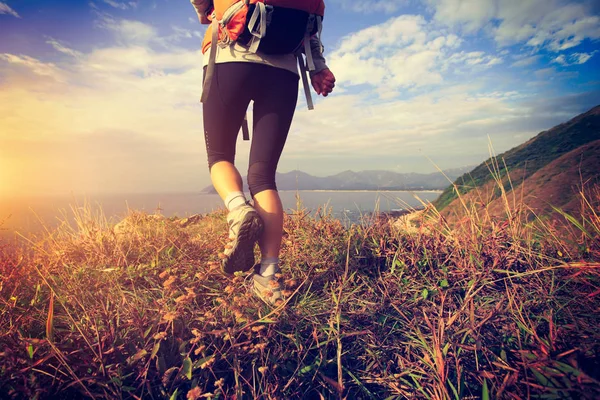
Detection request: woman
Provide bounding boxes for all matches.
[191,0,336,305]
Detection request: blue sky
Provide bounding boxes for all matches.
[1,0,599,195]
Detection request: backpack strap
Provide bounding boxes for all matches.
[302,14,317,71]
[241,113,250,140]
[247,2,268,53]
[201,7,251,140]
[297,14,323,111]
[297,54,314,110]
[201,15,219,103]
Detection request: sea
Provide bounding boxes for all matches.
[0,190,441,238]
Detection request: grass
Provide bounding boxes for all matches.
[1,180,599,399]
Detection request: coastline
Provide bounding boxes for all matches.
[0,190,441,236]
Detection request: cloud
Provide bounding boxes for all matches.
[552,51,597,66]
[101,0,136,10]
[0,17,208,195]
[156,26,204,46]
[332,0,409,14]
[427,0,600,52]
[0,22,526,195]
[96,14,157,44]
[426,0,496,33]
[511,55,540,67]
[0,2,19,18]
[533,66,578,81]
[275,87,600,177]
[2,9,598,196]
[443,51,503,69]
[328,14,502,91]
[534,67,556,79]
[46,39,83,58]
[94,11,203,49]
[0,53,64,81]
[284,88,545,163]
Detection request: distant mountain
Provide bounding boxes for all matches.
[436,105,600,218]
[200,167,474,194]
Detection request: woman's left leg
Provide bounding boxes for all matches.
[246,65,299,303]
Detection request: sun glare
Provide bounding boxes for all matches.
[0,167,13,198]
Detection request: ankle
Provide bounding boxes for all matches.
[259,257,279,277]
[225,191,247,211]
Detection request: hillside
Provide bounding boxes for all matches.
[493,140,600,215]
[1,198,599,399]
[435,105,600,215]
[201,167,473,194]
[441,140,600,220]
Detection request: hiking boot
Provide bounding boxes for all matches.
[252,264,283,306]
[220,203,263,275]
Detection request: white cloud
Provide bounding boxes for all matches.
[0,16,209,194]
[0,2,19,17]
[426,0,496,33]
[156,26,204,46]
[329,14,501,91]
[1,10,596,195]
[511,55,540,67]
[96,15,157,44]
[532,67,578,81]
[94,12,203,49]
[46,39,83,58]
[0,21,524,195]
[553,51,597,66]
[428,0,600,52]
[0,54,64,81]
[283,88,542,166]
[332,0,409,14]
[102,0,130,10]
[82,45,200,75]
[534,67,555,79]
[444,51,503,68]
[520,3,600,51]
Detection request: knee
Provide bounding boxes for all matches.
[247,161,277,197]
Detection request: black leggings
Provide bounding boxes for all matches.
[202,62,299,197]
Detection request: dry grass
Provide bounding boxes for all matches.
[0,182,599,399]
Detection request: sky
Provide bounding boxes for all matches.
[0,0,599,196]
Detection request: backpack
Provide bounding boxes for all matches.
[201,0,324,56]
[200,0,325,139]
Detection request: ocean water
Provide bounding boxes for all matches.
[0,190,441,236]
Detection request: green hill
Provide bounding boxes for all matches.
[435,105,600,211]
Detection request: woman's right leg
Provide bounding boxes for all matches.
[210,161,244,200]
[253,189,284,259]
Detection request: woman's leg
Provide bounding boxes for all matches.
[210,161,243,200]
[252,189,284,259]
[246,66,298,302]
[202,62,251,200]
[203,63,262,274]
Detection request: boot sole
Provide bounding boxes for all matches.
[222,211,263,275]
